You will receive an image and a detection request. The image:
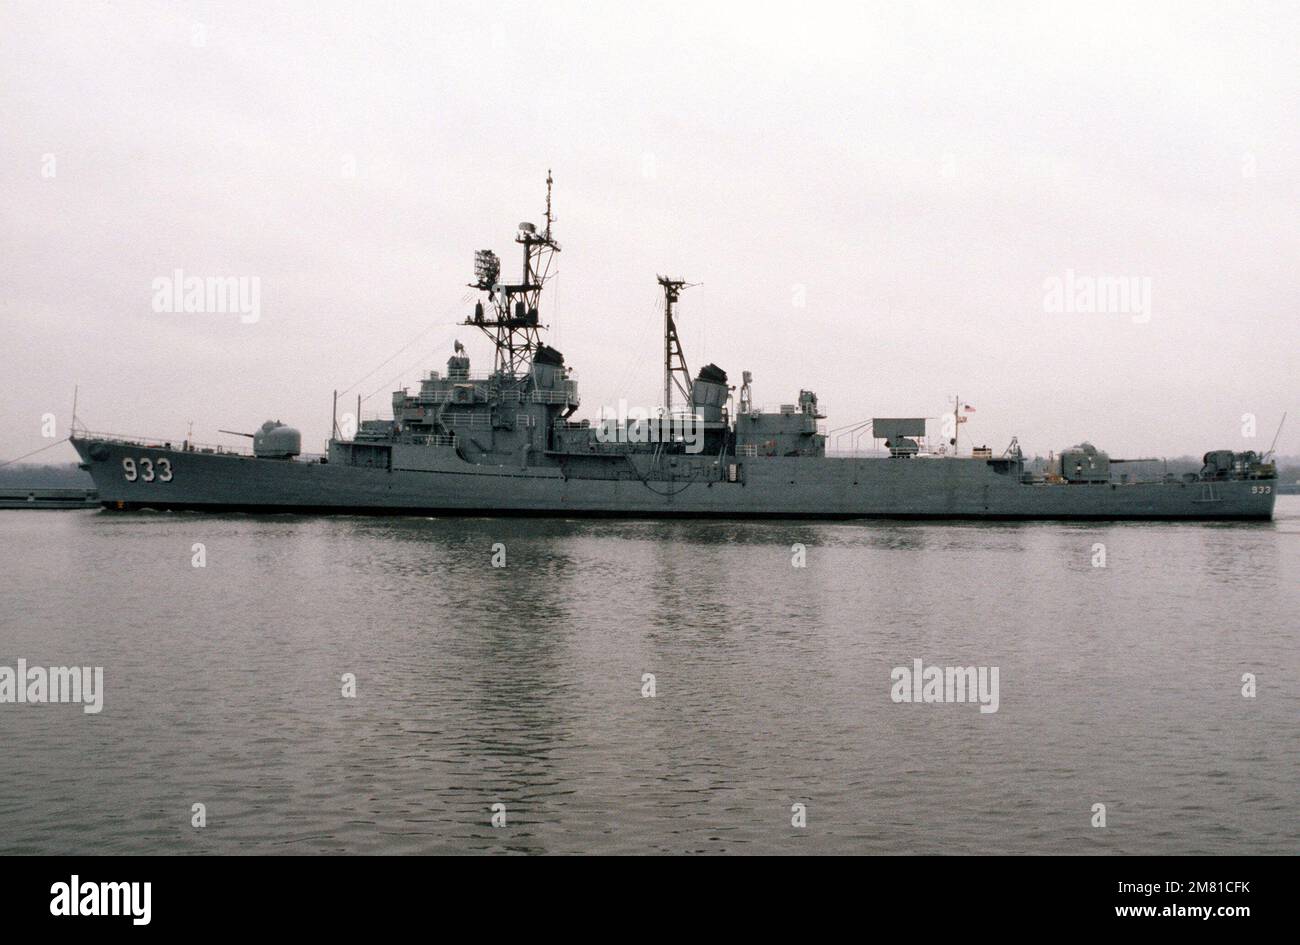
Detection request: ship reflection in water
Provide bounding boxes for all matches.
[0,502,1295,854]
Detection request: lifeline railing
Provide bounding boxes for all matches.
[75,430,326,463]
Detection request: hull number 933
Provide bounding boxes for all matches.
[122,457,173,482]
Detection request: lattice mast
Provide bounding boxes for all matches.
[658,276,694,412]
[467,171,562,376]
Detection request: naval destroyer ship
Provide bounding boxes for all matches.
[72,176,1276,520]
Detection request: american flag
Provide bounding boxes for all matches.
[963,404,976,413]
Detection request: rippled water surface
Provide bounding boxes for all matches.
[1,499,1296,854]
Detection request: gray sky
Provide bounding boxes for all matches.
[2,0,1296,462]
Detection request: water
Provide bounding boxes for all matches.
[1,499,1296,855]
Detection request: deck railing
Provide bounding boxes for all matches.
[75,430,326,463]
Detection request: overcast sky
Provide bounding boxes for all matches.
[2,0,1296,462]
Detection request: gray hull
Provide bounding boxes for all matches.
[72,438,1276,520]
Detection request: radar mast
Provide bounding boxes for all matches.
[658,275,695,412]
[467,171,562,376]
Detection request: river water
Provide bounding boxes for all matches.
[1,499,1296,854]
